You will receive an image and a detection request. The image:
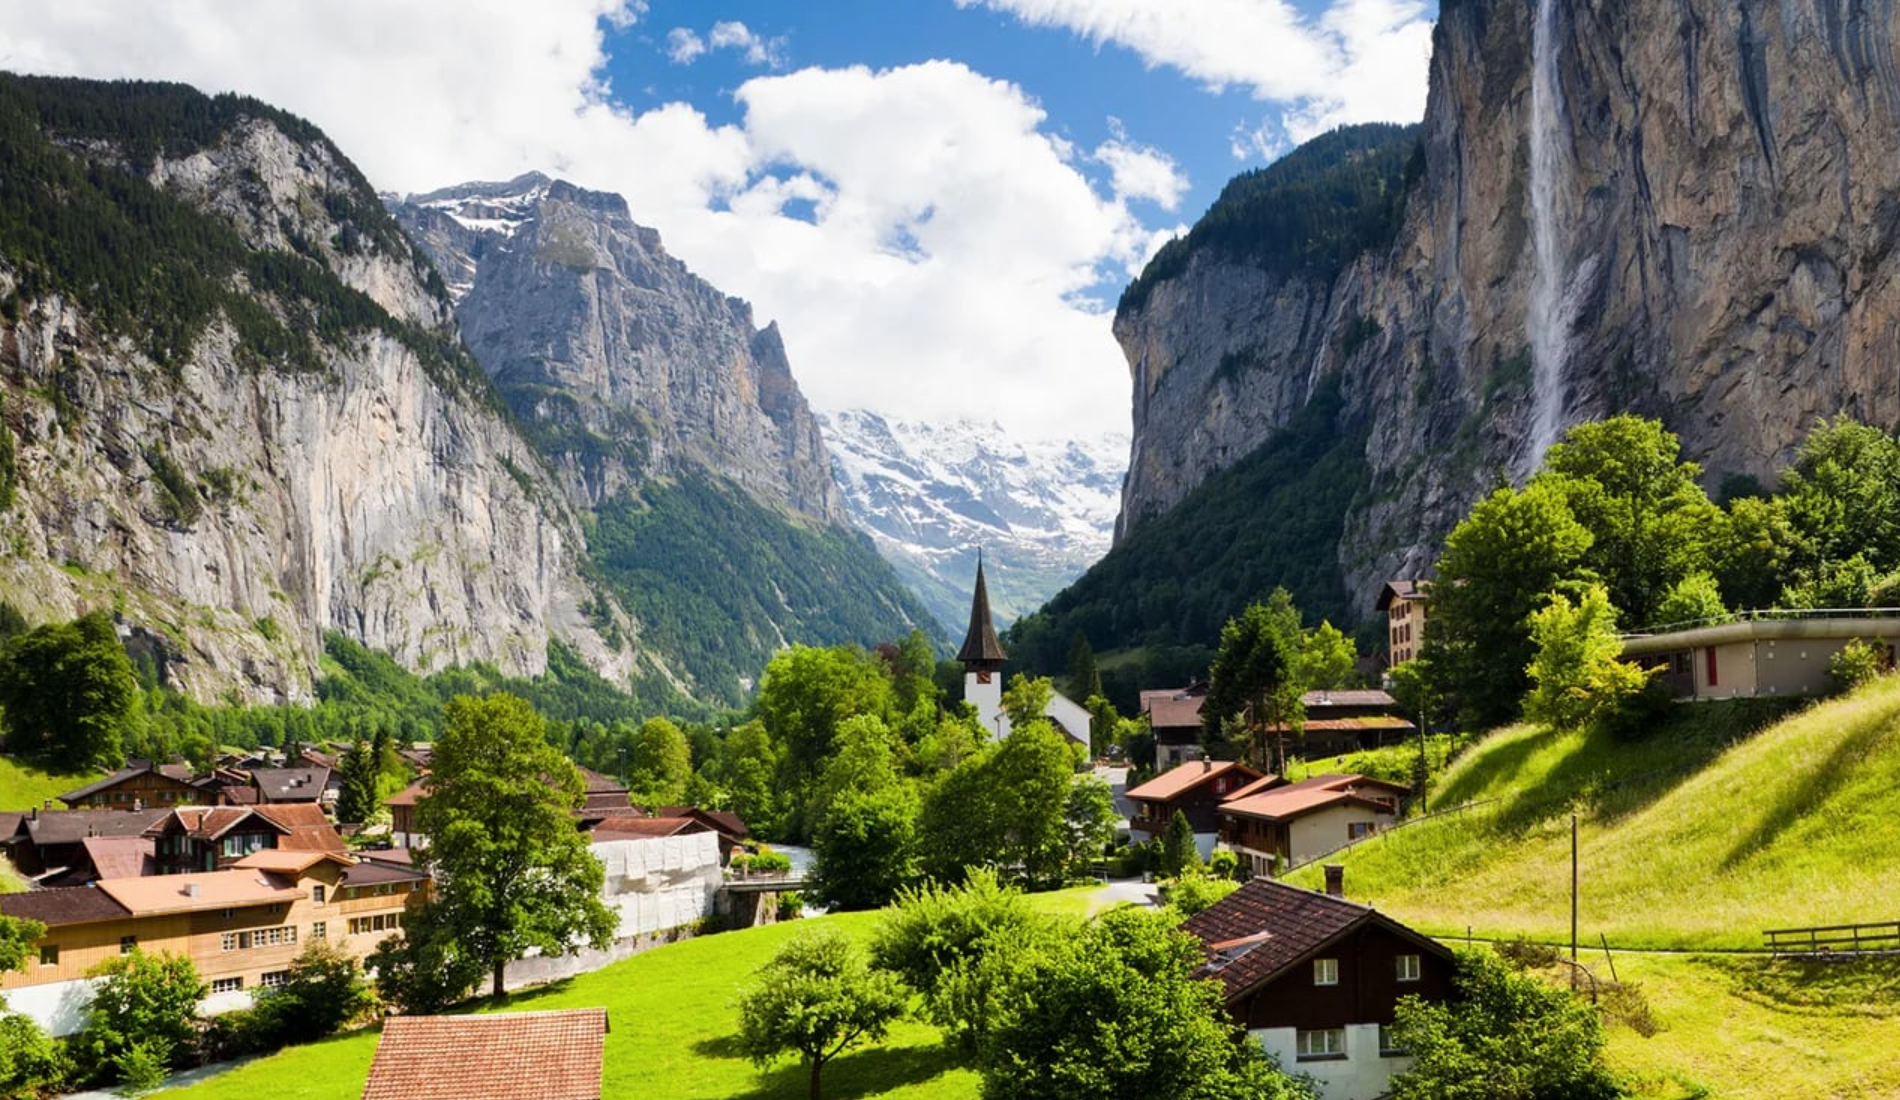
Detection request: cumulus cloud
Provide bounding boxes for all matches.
[0,0,1140,440]
[708,20,785,67]
[1093,120,1188,210]
[664,27,705,64]
[958,0,1432,143]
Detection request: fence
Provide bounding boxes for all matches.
[1764,921,1900,956]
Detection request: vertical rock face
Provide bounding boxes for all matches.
[0,78,625,702]
[1115,0,1900,615]
[389,176,844,525]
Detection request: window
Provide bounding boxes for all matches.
[1379,1024,1407,1056]
[1347,821,1375,840]
[1296,1028,1346,1060]
[221,933,239,952]
[1396,954,1421,982]
[310,885,326,905]
[1313,958,1338,986]
[119,936,138,955]
[211,977,243,994]
[38,945,57,967]
[311,922,327,940]
[253,926,297,948]
[260,970,289,989]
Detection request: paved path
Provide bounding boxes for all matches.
[1089,878,1161,914]
[63,1055,259,1098]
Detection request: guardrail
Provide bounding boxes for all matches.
[1764,920,1900,956]
[1621,607,1900,639]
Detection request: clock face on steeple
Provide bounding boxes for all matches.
[976,671,992,684]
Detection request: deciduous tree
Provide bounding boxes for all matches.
[0,611,138,769]
[1523,584,1653,734]
[411,693,616,998]
[736,927,905,1100]
[626,716,692,808]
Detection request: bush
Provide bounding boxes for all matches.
[775,892,805,922]
[367,918,483,1016]
[247,940,377,1047]
[869,869,1040,1055]
[1829,639,1889,694]
[1163,873,1241,917]
[1207,849,1242,881]
[0,1009,69,1097]
[79,950,204,1085]
[731,846,792,876]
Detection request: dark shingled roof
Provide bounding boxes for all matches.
[361,1009,608,1100]
[1180,878,1452,1003]
[341,860,431,888]
[56,760,196,805]
[25,808,170,846]
[955,558,1006,665]
[0,885,131,927]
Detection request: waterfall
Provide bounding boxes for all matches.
[1524,0,1571,476]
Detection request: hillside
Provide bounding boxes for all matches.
[1098,0,1900,653]
[1288,678,1900,948]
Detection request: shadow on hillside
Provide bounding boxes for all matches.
[1432,729,1548,809]
[1719,701,1898,871]
[711,1040,957,1100]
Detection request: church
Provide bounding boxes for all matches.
[955,557,1092,747]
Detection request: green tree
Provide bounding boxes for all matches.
[1297,620,1358,691]
[1534,415,1723,625]
[82,950,205,1083]
[999,673,1055,732]
[0,1009,64,1099]
[1425,483,1594,729]
[412,693,616,998]
[916,746,1004,883]
[0,611,138,768]
[753,645,895,838]
[986,719,1078,887]
[1201,592,1301,772]
[1157,810,1199,878]
[1774,418,1900,586]
[1163,872,1241,917]
[1063,776,1119,874]
[1651,571,1728,628]
[626,716,692,808]
[888,628,942,716]
[1065,632,1102,706]
[334,739,379,824]
[808,714,902,831]
[869,869,1037,1047]
[1523,584,1653,735]
[1388,949,1620,1100]
[719,721,784,840]
[246,939,377,1048]
[1714,494,1796,610]
[365,911,485,1016]
[736,926,905,1100]
[0,915,42,975]
[809,784,919,911]
[975,908,1310,1100]
[1084,694,1118,760]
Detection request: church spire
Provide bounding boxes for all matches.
[957,551,1007,669]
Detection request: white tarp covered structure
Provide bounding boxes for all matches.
[591,830,723,938]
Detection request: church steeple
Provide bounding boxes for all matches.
[956,552,1007,671]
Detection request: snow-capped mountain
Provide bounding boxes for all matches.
[822,410,1128,635]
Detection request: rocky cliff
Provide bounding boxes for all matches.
[0,76,633,703]
[1115,0,1900,614]
[389,175,843,524]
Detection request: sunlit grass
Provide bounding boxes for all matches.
[0,754,102,813]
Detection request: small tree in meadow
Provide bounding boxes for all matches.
[1157,810,1199,878]
[736,927,905,1100]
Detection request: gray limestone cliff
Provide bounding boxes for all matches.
[0,78,637,702]
[1115,0,1900,612]
[389,175,844,525]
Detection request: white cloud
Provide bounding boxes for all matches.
[664,27,705,64]
[0,0,1140,441]
[1093,120,1188,210]
[708,20,785,67]
[958,0,1432,143]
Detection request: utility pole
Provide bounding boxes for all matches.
[1570,813,1579,989]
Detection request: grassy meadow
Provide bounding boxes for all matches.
[0,754,101,813]
[158,886,1118,1100]
[1285,681,1900,948]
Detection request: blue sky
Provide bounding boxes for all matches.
[0,0,1436,441]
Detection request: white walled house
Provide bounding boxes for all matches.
[1217,774,1409,877]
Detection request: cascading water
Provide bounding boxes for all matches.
[1524,0,1571,475]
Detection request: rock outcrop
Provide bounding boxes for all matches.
[1116,0,1900,610]
[390,175,843,524]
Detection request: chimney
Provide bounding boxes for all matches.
[29,806,36,821]
[1323,863,1345,898]
[133,798,143,812]
[185,882,199,898]
[1202,759,1212,772]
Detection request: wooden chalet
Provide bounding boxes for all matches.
[1124,759,1265,858]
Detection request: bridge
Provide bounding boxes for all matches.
[720,872,809,894]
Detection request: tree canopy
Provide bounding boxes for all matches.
[736,926,905,1100]
[410,693,616,998]
[0,610,139,769]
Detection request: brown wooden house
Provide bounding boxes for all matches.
[1124,759,1265,859]
[1182,875,1456,1100]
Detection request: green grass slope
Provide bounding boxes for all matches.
[1288,678,1900,949]
[0,755,100,813]
[160,887,1113,1100]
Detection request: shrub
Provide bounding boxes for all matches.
[0,1009,68,1097]
[870,869,1040,1054]
[1207,849,1242,881]
[79,950,204,1084]
[1829,639,1889,694]
[731,846,792,876]
[1163,873,1241,917]
[775,892,805,922]
[246,939,377,1047]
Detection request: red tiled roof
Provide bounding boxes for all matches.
[1124,760,1262,804]
[1180,878,1450,1003]
[253,803,347,852]
[1224,774,1289,801]
[1141,691,1205,731]
[81,836,155,879]
[361,1009,608,1100]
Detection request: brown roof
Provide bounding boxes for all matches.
[361,1009,609,1100]
[56,760,198,805]
[1218,774,1409,822]
[249,767,331,803]
[24,808,169,847]
[590,816,707,840]
[81,836,156,879]
[1224,774,1289,801]
[0,885,131,927]
[252,803,347,852]
[341,860,431,888]
[1124,760,1263,804]
[158,805,258,840]
[1180,878,1451,1003]
[1142,690,1206,732]
[232,849,354,875]
[384,780,428,808]
[1375,579,1427,611]
[654,807,750,840]
[955,558,1007,665]
[96,869,300,915]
